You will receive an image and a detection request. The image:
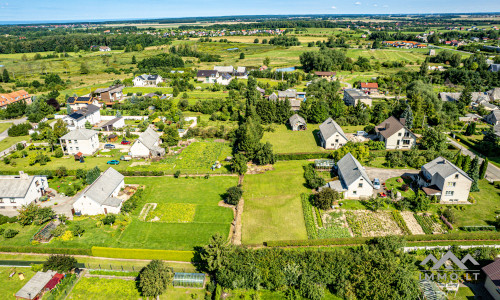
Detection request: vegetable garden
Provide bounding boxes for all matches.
[345,210,403,237]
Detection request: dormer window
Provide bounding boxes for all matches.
[455,174,459,179]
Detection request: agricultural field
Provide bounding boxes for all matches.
[0,267,37,300]
[242,160,309,244]
[400,211,425,235]
[414,213,446,234]
[317,211,352,239]
[344,210,404,237]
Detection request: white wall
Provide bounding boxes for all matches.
[344,177,373,199]
[484,276,500,300]
[61,134,99,155]
[323,132,348,150]
[384,128,417,150]
[129,140,151,158]
[0,176,48,208]
[73,180,124,215]
[439,173,472,203]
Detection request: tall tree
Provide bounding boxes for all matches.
[138,260,173,299]
[479,158,488,179]
[200,233,232,273]
[462,155,471,173]
[2,68,10,83]
[419,58,429,77]
[458,85,472,112]
[468,156,480,192]
[400,106,414,129]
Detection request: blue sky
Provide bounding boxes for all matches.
[0,0,499,23]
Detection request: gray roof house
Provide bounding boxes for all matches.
[417,157,473,203]
[129,127,166,158]
[289,114,307,131]
[484,110,500,125]
[318,117,348,150]
[325,153,373,199]
[60,128,97,141]
[0,171,48,208]
[488,88,500,101]
[343,89,372,107]
[16,270,57,300]
[73,167,125,215]
[59,128,99,156]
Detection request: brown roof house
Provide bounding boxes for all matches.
[483,259,500,300]
[374,116,416,150]
[314,71,336,82]
[360,82,379,94]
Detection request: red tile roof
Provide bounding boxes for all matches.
[44,273,64,290]
[360,82,378,89]
[0,90,31,107]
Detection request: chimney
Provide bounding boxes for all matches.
[399,118,406,126]
[385,123,390,129]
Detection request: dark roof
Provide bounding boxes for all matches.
[68,104,100,121]
[422,157,473,182]
[374,116,411,139]
[319,117,347,141]
[422,185,441,195]
[67,97,95,104]
[483,259,500,285]
[197,70,218,77]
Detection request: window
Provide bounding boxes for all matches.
[397,140,400,145]
[455,174,459,179]
[359,183,363,188]
[10,198,16,203]
[398,132,402,136]
[335,139,339,143]
[448,182,456,187]
[404,132,410,137]
[445,191,454,196]
[403,140,411,145]
[353,191,357,195]
[76,147,79,151]
[0,198,3,203]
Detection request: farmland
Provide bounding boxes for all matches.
[345,210,404,237]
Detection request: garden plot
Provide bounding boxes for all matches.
[139,203,157,221]
[146,203,196,223]
[318,211,352,239]
[400,211,425,235]
[345,210,403,237]
[414,213,446,235]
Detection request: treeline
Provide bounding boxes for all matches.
[137,53,185,72]
[268,36,300,46]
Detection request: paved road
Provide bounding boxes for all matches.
[447,137,500,181]
[0,117,28,142]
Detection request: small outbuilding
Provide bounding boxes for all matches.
[289,114,307,131]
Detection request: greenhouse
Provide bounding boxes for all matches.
[314,159,335,169]
[173,272,206,288]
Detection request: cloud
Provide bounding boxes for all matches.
[354,1,361,4]
[331,5,337,9]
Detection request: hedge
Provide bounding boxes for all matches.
[91,247,194,262]
[265,231,500,247]
[300,194,317,239]
[276,152,331,161]
[461,226,496,232]
[0,246,91,255]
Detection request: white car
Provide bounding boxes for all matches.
[373,178,381,190]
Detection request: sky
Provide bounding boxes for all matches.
[0,0,499,23]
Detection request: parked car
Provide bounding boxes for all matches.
[121,140,131,145]
[107,160,120,165]
[120,155,132,161]
[373,178,381,190]
[104,144,115,149]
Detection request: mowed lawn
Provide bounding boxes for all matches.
[242,160,309,244]
[0,122,12,133]
[122,176,237,250]
[0,267,37,300]
[453,180,500,227]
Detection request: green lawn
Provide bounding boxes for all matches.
[0,267,37,300]
[122,87,173,95]
[0,135,29,152]
[452,180,500,227]
[242,160,309,245]
[384,176,416,198]
[0,122,12,133]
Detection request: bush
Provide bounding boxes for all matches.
[301,194,318,239]
[442,207,456,224]
[17,203,55,226]
[0,246,91,255]
[91,247,194,261]
[174,170,181,178]
[54,148,64,158]
[461,225,496,232]
[311,188,339,210]
[225,186,243,205]
[43,254,77,272]
[54,166,67,177]
[8,123,32,137]
[51,225,66,237]
[303,164,326,189]
[3,228,19,238]
[277,152,330,161]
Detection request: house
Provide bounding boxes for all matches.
[343,89,372,107]
[99,117,125,131]
[0,172,48,209]
[494,124,500,137]
[66,96,100,111]
[277,89,306,111]
[324,153,373,199]
[63,104,101,130]
[417,157,473,203]
[360,82,379,94]
[259,65,268,71]
[484,110,500,125]
[217,73,233,86]
[488,88,500,101]
[99,46,111,52]
[458,113,482,122]
[196,70,219,83]
[289,114,307,131]
[129,127,165,158]
[374,116,417,149]
[0,90,31,109]
[489,64,500,72]
[318,117,348,150]
[133,74,163,87]
[93,85,124,104]
[234,67,248,79]
[256,86,266,96]
[72,167,125,215]
[314,71,336,82]
[214,66,234,74]
[482,259,500,300]
[15,270,58,300]
[59,128,99,155]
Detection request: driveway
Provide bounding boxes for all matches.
[39,188,75,219]
[365,167,418,183]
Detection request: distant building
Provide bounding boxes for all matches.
[129,127,165,158]
[275,89,305,111]
[0,172,48,209]
[0,90,31,109]
[196,70,219,84]
[289,114,307,131]
[318,117,348,150]
[99,46,111,51]
[359,82,379,94]
[99,117,125,131]
[374,116,416,149]
[93,85,124,105]
[323,153,373,199]
[133,74,163,87]
[343,89,372,107]
[66,96,100,111]
[484,110,500,125]
[15,270,59,300]
[63,104,101,130]
[59,128,99,155]
[314,71,336,82]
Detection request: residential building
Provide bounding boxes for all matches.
[72,167,125,215]
[66,96,100,111]
[318,117,348,150]
[374,116,417,149]
[93,85,124,105]
[99,46,111,51]
[99,117,125,131]
[214,66,235,74]
[485,110,500,125]
[15,270,58,300]
[256,86,266,96]
[277,89,306,111]
[217,73,233,86]
[494,124,500,138]
[196,70,219,83]
[0,172,48,209]
[0,90,31,108]
[234,67,248,79]
[488,88,500,102]
[314,71,336,82]
[133,74,163,87]
[489,64,500,72]
[417,157,473,203]
[59,128,99,155]
[129,127,165,158]
[458,113,482,122]
[343,89,372,107]
[324,153,373,199]
[289,114,307,131]
[360,82,379,94]
[482,259,500,300]
[63,104,101,130]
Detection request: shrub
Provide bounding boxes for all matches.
[91,247,194,261]
[8,123,32,137]
[121,189,143,214]
[303,164,326,189]
[174,170,181,178]
[102,214,116,225]
[442,207,456,224]
[54,148,64,158]
[30,263,44,272]
[17,203,55,226]
[3,229,19,238]
[0,246,91,255]
[51,225,66,237]
[43,254,77,272]
[55,166,67,177]
[311,188,339,210]
[461,226,496,232]
[277,152,330,161]
[301,194,318,239]
[440,215,453,230]
[225,186,243,205]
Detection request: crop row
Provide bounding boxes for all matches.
[392,211,411,235]
[300,194,318,239]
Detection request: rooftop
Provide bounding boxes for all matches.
[422,157,473,182]
[68,104,100,121]
[81,167,124,207]
[60,128,97,140]
[0,172,45,198]
[337,153,373,188]
[374,116,411,139]
[16,270,57,299]
[319,117,347,141]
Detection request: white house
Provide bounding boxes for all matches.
[72,167,125,215]
[318,117,348,150]
[0,172,48,209]
[216,73,233,86]
[417,156,473,203]
[99,117,125,131]
[59,128,99,155]
[133,74,163,87]
[129,127,165,158]
[324,153,373,199]
[63,104,101,130]
[66,96,100,111]
[374,116,417,150]
[196,70,219,83]
[482,259,500,300]
[484,110,500,125]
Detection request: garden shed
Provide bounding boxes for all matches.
[107,134,118,142]
[173,272,206,288]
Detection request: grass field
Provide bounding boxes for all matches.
[0,135,29,152]
[452,180,500,227]
[122,87,173,95]
[0,122,12,133]
[0,267,37,300]
[242,160,309,244]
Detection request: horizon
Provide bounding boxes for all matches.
[1,0,500,24]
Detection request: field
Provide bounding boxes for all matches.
[384,176,416,198]
[242,160,309,244]
[0,267,37,300]
[317,211,352,239]
[0,135,29,152]
[452,180,500,227]
[0,122,12,133]
[344,210,404,237]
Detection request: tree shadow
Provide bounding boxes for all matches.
[312,129,322,147]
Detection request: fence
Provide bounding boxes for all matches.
[83,262,193,273]
[44,274,79,300]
